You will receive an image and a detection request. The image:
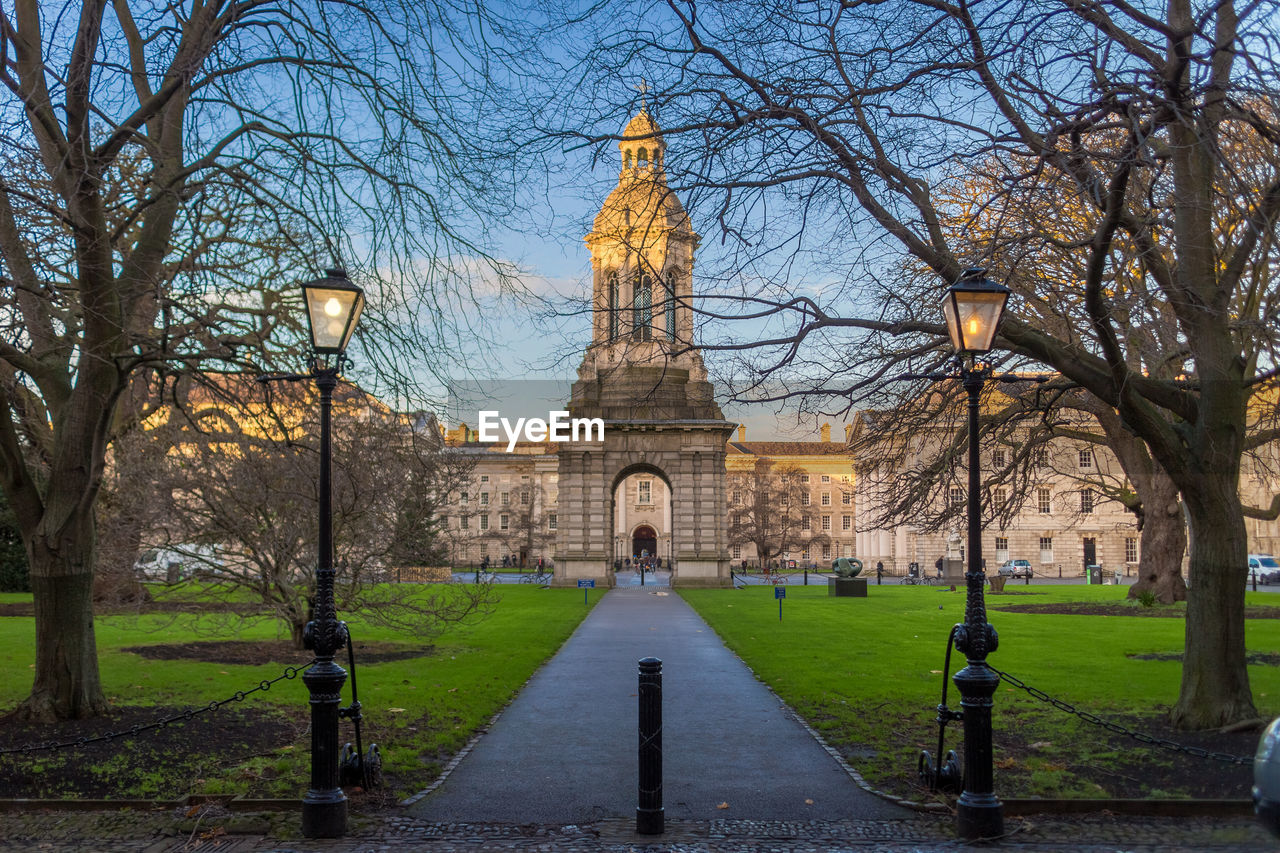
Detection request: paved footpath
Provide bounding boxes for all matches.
[405,584,911,824]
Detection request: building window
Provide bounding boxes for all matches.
[480,492,490,506]
[608,275,620,340]
[665,272,677,340]
[821,515,831,531]
[821,475,831,483]
[460,515,470,530]
[1080,489,1094,514]
[802,548,810,560]
[1126,537,1138,563]
[500,513,509,531]
[993,449,1006,467]
[822,543,831,559]
[732,544,741,559]
[842,515,851,531]
[480,474,489,483]
[802,515,811,531]
[950,487,965,507]
[1037,488,1051,514]
[521,490,530,505]
[1039,536,1053,562]
[548,513,557,531]
[732,490,741,505]
[801,474,810,483]
[638,480,652,504]
[843,544,853,558]
[1034,448,1049,467]
[821,492,831,506]
[1079,449,1093,469]
[480,515,489,531]
[842,491,852,505]
[633,274,653,341]
[460,491,469,505]
[995,536,1009,560]
[993,487,1007,509]
[841,475,850,483]
[802,493,811,506]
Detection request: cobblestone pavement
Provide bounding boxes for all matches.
[0,808,1274,852]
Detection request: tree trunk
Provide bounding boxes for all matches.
[1171,471,1256,729]
[14,539,108,722]
[1126,472,1187,604]
[291,619,307,650]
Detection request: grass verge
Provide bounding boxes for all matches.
[0,584,602,803]
[679,583,1280,802]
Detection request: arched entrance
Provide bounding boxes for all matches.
[633,525,657,559]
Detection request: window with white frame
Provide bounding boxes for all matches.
[822,543,831,559]
[500,513,509,531]
[801,474,810,483]
[1039,536,1053,562]
[993,449,1006,467]
[638,480,652,504]
[802,548,810,559]
[993,487,1007,509]
[802,493,811,506]
[732,490,741,505]
[548,513,557,531]
[480,515,489,531]
[1037,488,1051,513]
[802,515,811,531]
[521,490,530,505]
[821,492,831,506]
[995,536,1009,562]
[732,544,742,559]
[1080,489,1094,514]
[950,487,965,507]
[842,515,852,531]
[480,492,490,506]
[842,491,852,505]
[460,515,470,530]
[1079,449,1093,469]
[821,515,831,531]
[501,491,510,506]
[1126,537,1138,563]
[461,491,470,505]
[1034,447,1049,467]
[821,475,831,483]
[480,474,489,483]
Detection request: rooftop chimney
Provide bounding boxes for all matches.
[820,423,831,442]
[737,425,746,442]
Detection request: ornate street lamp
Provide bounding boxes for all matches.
[940,267,1009,841]
[300,268,364,838]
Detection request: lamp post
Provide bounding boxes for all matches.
[299,268,364,838]
[940,268,1009,841]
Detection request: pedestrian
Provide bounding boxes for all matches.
[876,560,883,583]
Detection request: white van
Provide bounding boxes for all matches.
[1248,554,1280,584]
[134,544,219,582]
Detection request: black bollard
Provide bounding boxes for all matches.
[637,657,664,835]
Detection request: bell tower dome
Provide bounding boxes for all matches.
[575,108,719,420]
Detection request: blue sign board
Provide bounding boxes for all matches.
[577,579,595,588]
[774,586,786,599]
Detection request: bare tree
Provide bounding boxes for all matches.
[0,0,518,720]
[728,459,823,566]
[147,376,489,647]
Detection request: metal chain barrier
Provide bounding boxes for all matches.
[0,659,315,756]
[992,666,1251,765]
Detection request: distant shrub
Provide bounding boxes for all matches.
[1137,590,1157,608]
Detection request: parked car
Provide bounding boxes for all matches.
[1248,554,1280,584]
[998,559,1034,578]
[134,544,221,582]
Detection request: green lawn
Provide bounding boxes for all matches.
[680,583,1280,801]
[0,585,602,800]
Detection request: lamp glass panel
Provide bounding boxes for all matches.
[304,286,364,353]
[944,289,1007,353]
